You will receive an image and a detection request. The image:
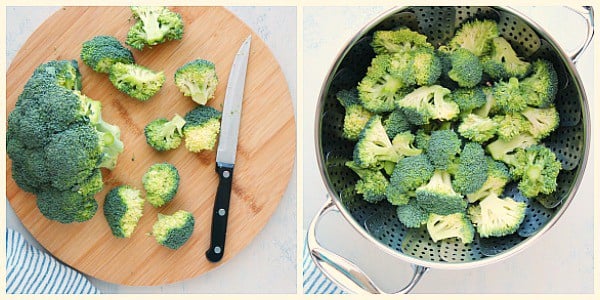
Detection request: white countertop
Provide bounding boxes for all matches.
[6,6,297,294]
[303,6,594,294]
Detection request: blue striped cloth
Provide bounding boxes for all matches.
[6,228,100,294]
[303,244,346,294]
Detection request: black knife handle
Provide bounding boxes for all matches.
[205,162,234,262]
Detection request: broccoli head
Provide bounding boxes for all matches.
[466,157,510,203]
[103,185,145,238]
[486,133,537,165]
[482,37,531,80]
[182,105,222,153]
[386,154,434,206]
[446,19,499,57]
[126,6,184,50]
[345,161,388,203]
[370,28,433,55]
[80,35,135,73]
[142,163,180,207]
[520,59,558,108]
[412,47,442,86]
[493,113,530,141]
[396,199,429,228]
[427,213,475,244]
[458,113,498,143]
[152,210,195,250]
[415,170,467,215]
[510,145,562,198]
[452,142,488,195]
[468,193,526,238]
[425,129,462,171]
[492,77,528,113]
[352,115,399,168]
[36,188,98,224]
[396,85,458,125]
[451,86,487,114]
[144,114,186,151]
[520,106,560,140]
[174,59,219,105]
[382,109,411,139]
[109,62,166,101]
[447,48,483,88]
[337,89,373,140]
[357,54,411,113]
[27,59,82,91]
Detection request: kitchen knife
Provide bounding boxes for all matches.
[206,35,251,263]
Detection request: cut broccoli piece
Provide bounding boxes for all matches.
[482,37,531,80]
[412,47,442,86]
[174,59,218,105]
[370,28,433,55]
[103,185,145,238]
[486,133,537,165]
[337,89,373,140]
[396,85,458,125]
[447,48,483,88]
[144,114,186,151]
[452,143,488,195]
[466,157,510,203]
[425,129,462,171]
[152,210,195,250]
[383,109,411,139]
[353,115,400,168]
[396,199,429,228]
[80,35,135,73]
[520,106,560,140]
[357,54,411,113]
[391,131,422,157]
[109,62,166,101]
[182,105,222,153]
[458,113,498,143]
[36,188,98,224]
[472,86,497,118]
[492,77,528,113]
[493,113,530,141]
[345,161,388,203]
[446,19,499,57]
[520,59,558,108]
[468,193,526,238]
[126,6,184,50]
[510,145,562,198]
[416,170,467,215]
[142,163,180,207]
[427,213,475,244]
[451,86,487,114]
[386,154,434,206]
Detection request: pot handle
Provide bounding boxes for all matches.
[564,6,594,63]
[306,196,429,294]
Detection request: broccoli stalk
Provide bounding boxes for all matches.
[174,59,219,105]
[468,193,526,238]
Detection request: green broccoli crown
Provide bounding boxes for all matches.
[447,48,483,88]
[357,54,410,113]
[492,77,528,113]
[383,109,411,139]
[370,28,433,55]
[468,193,526,238]
[520,106,560,140]
[447,19,499,57]
[142,163,180,207]
[520,59,558,108]
[386,154,434,205]
[175,59,218,105]
[451,86,487,114]
[126,6,184,50]
[337,89,373,140]
[353,115,404,168]
[29,60,82,91]
[396,199,429,228]
[345,161,388,203]
[452,143,488,195]
[182,105,222,153]
[109,62,166,101]
[510,145,562,198]
[458,113,498,143]
[103,185,145,238]
[412,47,442,86]
[36,188,98,224]
[144,114,186,151]
[416,170,467,215]
[482,37,531,80]
[396,85,456,125]
[493,113,531,141]
[152,210,195,250]
[80,35,135,73]
[425,129,462,171]
[427,213,475,244]
[466,157,510,203]
[485,133,537,165]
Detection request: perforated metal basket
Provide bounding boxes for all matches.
[307,6,593,294]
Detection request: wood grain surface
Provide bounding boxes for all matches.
[5,6,296,286]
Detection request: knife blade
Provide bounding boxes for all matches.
[205,35,251,263]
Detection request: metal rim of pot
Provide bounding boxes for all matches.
[308,6,593,294]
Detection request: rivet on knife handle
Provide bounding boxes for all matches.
[206,162,234,262]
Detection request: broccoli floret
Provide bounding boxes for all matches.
[357,54,410,113]
[520,106,560,140]
[103,185,145,238]
[493,113,530,141]
[412,47,442,86]
[142,163,180,207]
[520,59,558,108]
[386,154,434,205]
[174,59,218,105]
[382,109,411,139]
[391,131,422,157]
[452,143,488,195]
[492,77,528,113]
[370,28,433,55]
[446,19,499,57]
[353,115,398,168]
[126,6,184,50]
[182,105,222,153]
[426,213,475,244]
[447,48,483,88]
[36,188,98,224]
[472,86,496,118]
[510,145,562,198]
[152,210,195,250]
[109,62,166,101]
[486,133,537,165]
[468,193,526,238]
[337,89,373,140]
[345,161,388,203]
[416,170,467,215]
[458,113,498,143]
[482,37,531,80]
[425,129,462,171]
[27,60,82,91]
[144,114,186,151]
[396,85,458,125]
[466,157,510,203]
[80,36,135,73]
[396,199,429,228]
[451,86,487,114]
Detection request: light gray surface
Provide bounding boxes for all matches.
[303,6,594,293]
[6,6,297,294]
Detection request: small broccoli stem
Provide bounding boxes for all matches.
[96,118,124,170]
[138,12,167,44]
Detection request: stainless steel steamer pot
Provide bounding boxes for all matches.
[308,6,593,294]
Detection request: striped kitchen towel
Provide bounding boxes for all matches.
[303,244,346,294]
[6,228,100,294]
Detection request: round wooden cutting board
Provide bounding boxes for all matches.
[6,6,296,286]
